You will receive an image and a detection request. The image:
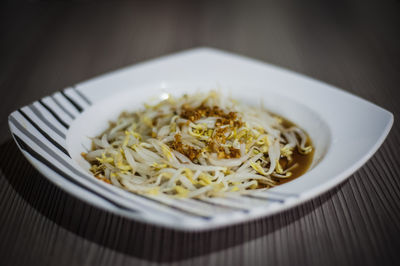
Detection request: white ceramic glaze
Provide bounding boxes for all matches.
[9,48,393,230]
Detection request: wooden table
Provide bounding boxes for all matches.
[1,1,399,265]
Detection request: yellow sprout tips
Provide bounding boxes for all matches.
[84,90,313,198]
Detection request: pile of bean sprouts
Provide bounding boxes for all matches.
[83,91,313,198]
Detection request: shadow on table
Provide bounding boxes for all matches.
[0,138,343,263]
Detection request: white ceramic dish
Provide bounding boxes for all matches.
[8,48,393,231]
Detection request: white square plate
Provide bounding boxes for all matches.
[9,48,393,231]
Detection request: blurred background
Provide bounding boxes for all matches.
[0,1,399,265]
[1,0,399,142]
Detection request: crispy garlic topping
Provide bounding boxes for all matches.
[83,91,313,198]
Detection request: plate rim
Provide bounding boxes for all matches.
[8,47,394,231]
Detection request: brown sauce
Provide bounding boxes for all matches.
[88,110,314,188]
[272,115,314,185]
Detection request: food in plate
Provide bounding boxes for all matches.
[82,91,313,198]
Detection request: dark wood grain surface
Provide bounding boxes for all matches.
[1,1,399,265]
